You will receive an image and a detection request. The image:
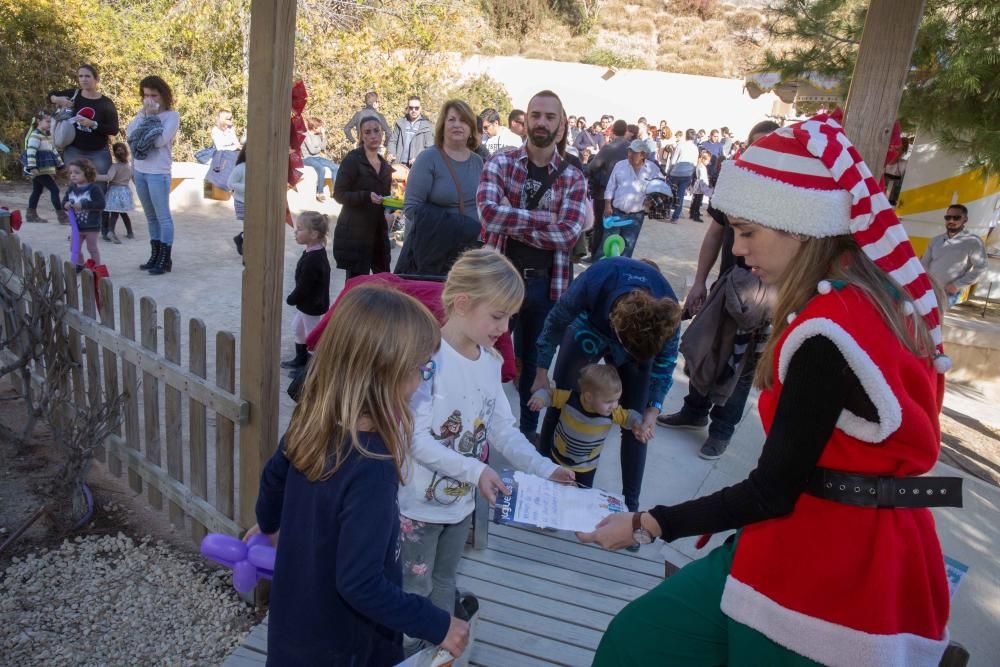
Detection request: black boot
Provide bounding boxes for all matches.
[149,244,172,275]
[280,343,309,369]
[140,240,161,270]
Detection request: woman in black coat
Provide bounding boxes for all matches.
[333,116,393,278]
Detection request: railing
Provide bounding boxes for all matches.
[0,229,248,541]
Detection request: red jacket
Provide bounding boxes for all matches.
[721,286,949,667]
[305,273,517,383]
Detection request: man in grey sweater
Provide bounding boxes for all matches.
[920,204,987,307]
[387,96,433,166]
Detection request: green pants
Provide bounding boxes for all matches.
[593,536,822,667]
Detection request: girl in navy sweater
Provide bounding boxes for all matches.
[63,159,106,270]
[248,285,469,666]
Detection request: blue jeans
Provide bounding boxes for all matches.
[668,174,692,220]
[512,275,556,435]
[538,321,652,511]
[611,208,645,258]
[134,171,174,244]
[680,354,756,441]
[303,156,339,194]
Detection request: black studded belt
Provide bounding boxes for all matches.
[805,467,963,509]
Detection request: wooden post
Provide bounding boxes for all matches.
[238,0,297,528]
[164,307,185,527]
[842,0,925,180]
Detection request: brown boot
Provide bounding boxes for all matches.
[56,210,69,225]
[26,209,48,223]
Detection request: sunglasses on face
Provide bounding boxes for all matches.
[944,215,964,221]
[408,106,420,110]
[418,359,436,381]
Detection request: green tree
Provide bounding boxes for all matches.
[764,0,1000,172]
[0,0,505,177]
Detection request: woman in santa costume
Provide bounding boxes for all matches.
[578,114,961,667]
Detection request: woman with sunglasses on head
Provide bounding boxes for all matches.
[582,116,956,667]
[48,64,120,183]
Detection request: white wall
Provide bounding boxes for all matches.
[458,55,781,140]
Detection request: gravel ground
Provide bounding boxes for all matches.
[0,523,255,666]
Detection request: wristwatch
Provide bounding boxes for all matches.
[632,512,653,545]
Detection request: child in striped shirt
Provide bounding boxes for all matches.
[529,364,645,489]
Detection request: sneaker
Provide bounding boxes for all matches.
[579,255,596,265]
[656,411,708,430]
[698,436,730,460]
[109,232,122,244]
[316,193,327,202]
[126,232,135,239]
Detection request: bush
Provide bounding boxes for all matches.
[479,0,549,39]
[445,75,513,118]
[582,48,645,70]
[0,0,501,175]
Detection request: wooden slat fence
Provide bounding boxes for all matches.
[0,229,248,540]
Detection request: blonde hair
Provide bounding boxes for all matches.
[756,235,943,388]
[284,285,440,482]
[578,364,622,397]
[442,248,524,316]
[297,210,330,245]
[434,99,480,151]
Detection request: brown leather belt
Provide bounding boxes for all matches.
[805,467,963,509]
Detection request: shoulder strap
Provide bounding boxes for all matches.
[438,149,465,217]
[526,158,571,211]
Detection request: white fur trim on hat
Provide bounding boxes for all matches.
[778,317,902,443]
[721,577,949,667]
[711,161,852,237]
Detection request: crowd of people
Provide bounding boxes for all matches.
[16,71,978,667]
[251,89,964,667]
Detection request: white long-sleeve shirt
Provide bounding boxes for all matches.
[399,339,558,524]
[604,159,662,213]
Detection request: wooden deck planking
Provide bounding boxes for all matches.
[223,524,660,666]
[489,523,665,575]
[460,547,649,601]
[454,576,615,631]
[484,534,663,590]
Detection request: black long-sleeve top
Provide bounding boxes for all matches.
[650,335,878,542]
[48,88,120,152]
[286,247,331,316]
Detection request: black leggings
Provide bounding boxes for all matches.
[29,175,61,210]
[103,212,133,236]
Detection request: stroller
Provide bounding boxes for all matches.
[644,177,675,220]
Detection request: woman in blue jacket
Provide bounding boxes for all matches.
[531,257,682,516]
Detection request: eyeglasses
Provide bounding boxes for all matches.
[944,215,964,221]
[417,360,436,381]
[407,106,420,110]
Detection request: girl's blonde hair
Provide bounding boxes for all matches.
[284,285,440,482]
[756,234,943,389]
[297,210,330,245]
[442,248,524,316]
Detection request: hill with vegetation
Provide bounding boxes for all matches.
[0,0,780,177]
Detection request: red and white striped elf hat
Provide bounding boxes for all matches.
[711,113,950,372]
